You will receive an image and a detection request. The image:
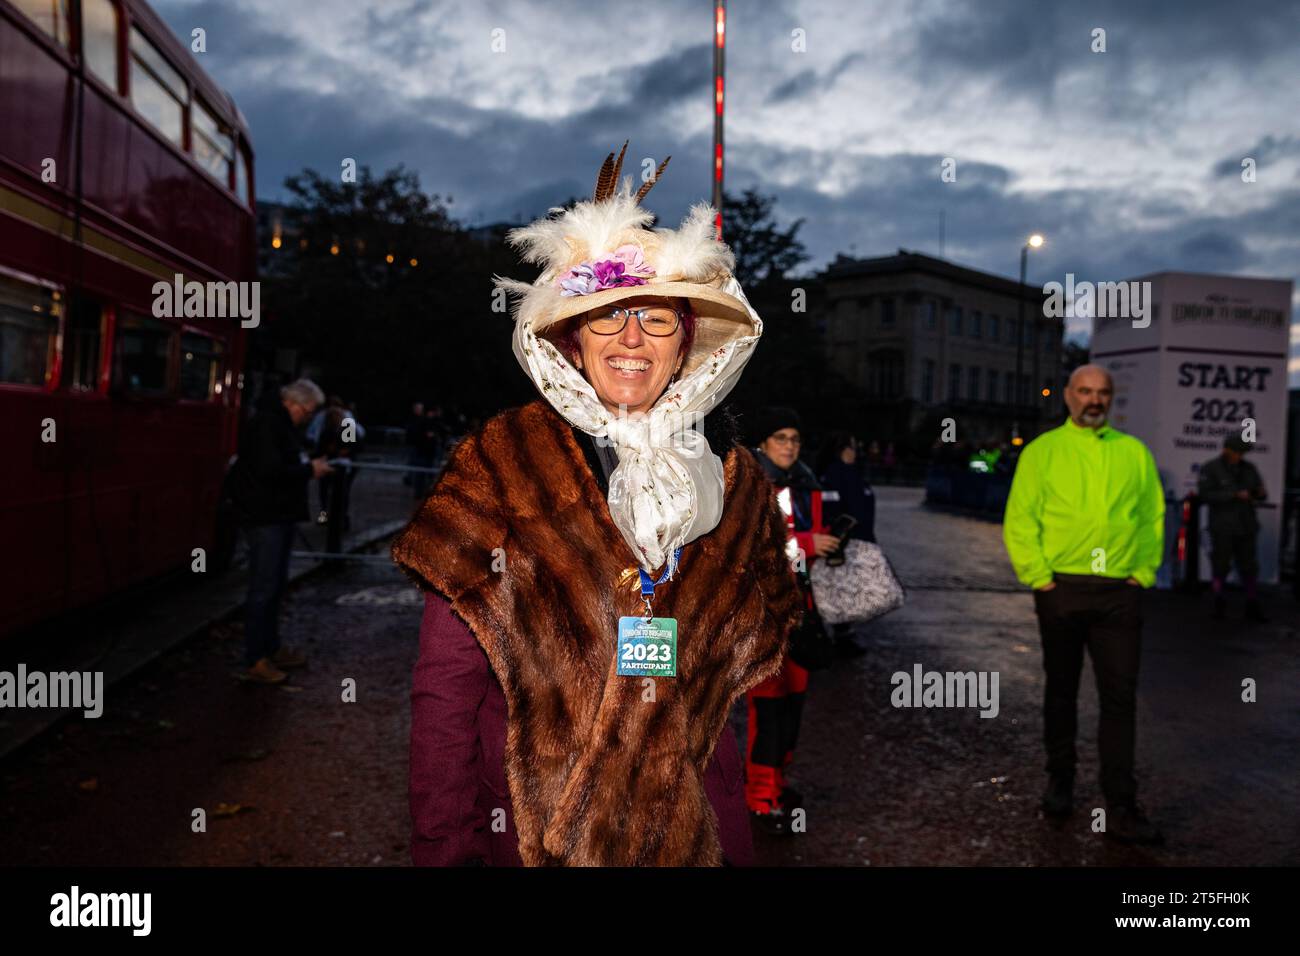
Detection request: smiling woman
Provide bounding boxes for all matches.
[556,295,695,414]
[391,141,804,867]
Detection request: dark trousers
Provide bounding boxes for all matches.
[1032,574,1143,805]
[244,522,295,666]
[1209,528,1259,580]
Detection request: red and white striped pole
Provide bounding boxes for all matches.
[712,0,726,240]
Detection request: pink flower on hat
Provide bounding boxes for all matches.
[556,244,656,297]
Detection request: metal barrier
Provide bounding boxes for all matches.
[288,449,449,558]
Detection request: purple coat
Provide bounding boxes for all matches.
[410,591,755,866]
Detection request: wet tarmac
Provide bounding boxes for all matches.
[2,488,1297,866]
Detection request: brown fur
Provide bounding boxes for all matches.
[391,399,802,866]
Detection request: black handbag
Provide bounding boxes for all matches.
[786,574,836,671]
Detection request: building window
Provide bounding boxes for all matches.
[1004,372,1015,405]
[922,359,935,403]
[1008,317,1019,345]
[83,0,119,91]
[193,98,235,185]
[130,27,186,146]
[924,301,937,329]
[180,332,225,400]
[948,305,963,336]
[880,298,896,328]
[13,0,71,47]
[967,366,981,401]
[947,363,961,401]
[113,314,174,396]
[867,348,903,399]
[987,369,999,403]
[988,314,1000,342]
[0,273,60,387]
[970,310,982,339]
[61,296,104,392]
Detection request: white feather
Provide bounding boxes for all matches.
[653,202,733,281]
[494,186,734,326]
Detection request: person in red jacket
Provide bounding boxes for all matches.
[746,407,838,834]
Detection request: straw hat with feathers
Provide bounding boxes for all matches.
[491,142,765,575]
[494,141,758,378]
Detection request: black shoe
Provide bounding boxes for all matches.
[1211,595,1226,620]
[780,787,804,811]
[1106,802,1164,845]
[1245,600,1268,623]
[1040,774,1074,818]
[750,806,792,837]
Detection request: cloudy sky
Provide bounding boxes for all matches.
[155,0,1300,371]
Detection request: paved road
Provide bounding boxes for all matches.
[2,488,1296,865]
[749,488,1300,866]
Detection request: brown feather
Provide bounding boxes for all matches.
[608,140,628,196]
[592,148,617,203]
[635,155,672,204]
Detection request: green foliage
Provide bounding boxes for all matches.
[721,187,809,288]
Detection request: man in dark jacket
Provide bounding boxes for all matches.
[1198,434,1267,621]
[227,379,332,683]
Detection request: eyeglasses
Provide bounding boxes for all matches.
[586,305,682,337]
[769,434,801,446]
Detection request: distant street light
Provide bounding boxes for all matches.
[1014,233,1046,438]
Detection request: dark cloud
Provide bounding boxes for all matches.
[1212,135,1300,178]
[766,52,863,104]
[151,0,1299,365]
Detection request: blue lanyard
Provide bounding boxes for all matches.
[637,547,682,618]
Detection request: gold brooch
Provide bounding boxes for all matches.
[617,566,640,590]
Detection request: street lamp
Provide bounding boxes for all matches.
[1014,233,1045,437]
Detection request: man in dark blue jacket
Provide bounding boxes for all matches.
[227,379,332,683]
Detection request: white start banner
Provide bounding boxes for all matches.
[1091,272,1293,584]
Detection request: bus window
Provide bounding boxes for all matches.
[236,149,252,207]
[130,26,185,146]
[62,297,105,393]
[82,0,120,92]
[0,273,59,387]
[179,332,224,401]
[12,0,71,48]
[112,314,174,396]
[193,99,234,186]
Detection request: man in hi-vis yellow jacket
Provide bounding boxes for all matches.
[1004,365,1165,845]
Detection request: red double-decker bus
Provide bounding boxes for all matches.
[0,0,256,635]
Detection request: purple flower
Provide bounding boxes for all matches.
[554,245,655,296]
[611,244,654,279]
[593,258,626,287]
[557,263,596,296]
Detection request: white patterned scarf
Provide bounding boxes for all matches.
[511,277,762,576]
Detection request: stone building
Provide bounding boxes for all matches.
[816,249,1065,446]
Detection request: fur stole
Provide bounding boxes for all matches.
[391,399,802,866]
